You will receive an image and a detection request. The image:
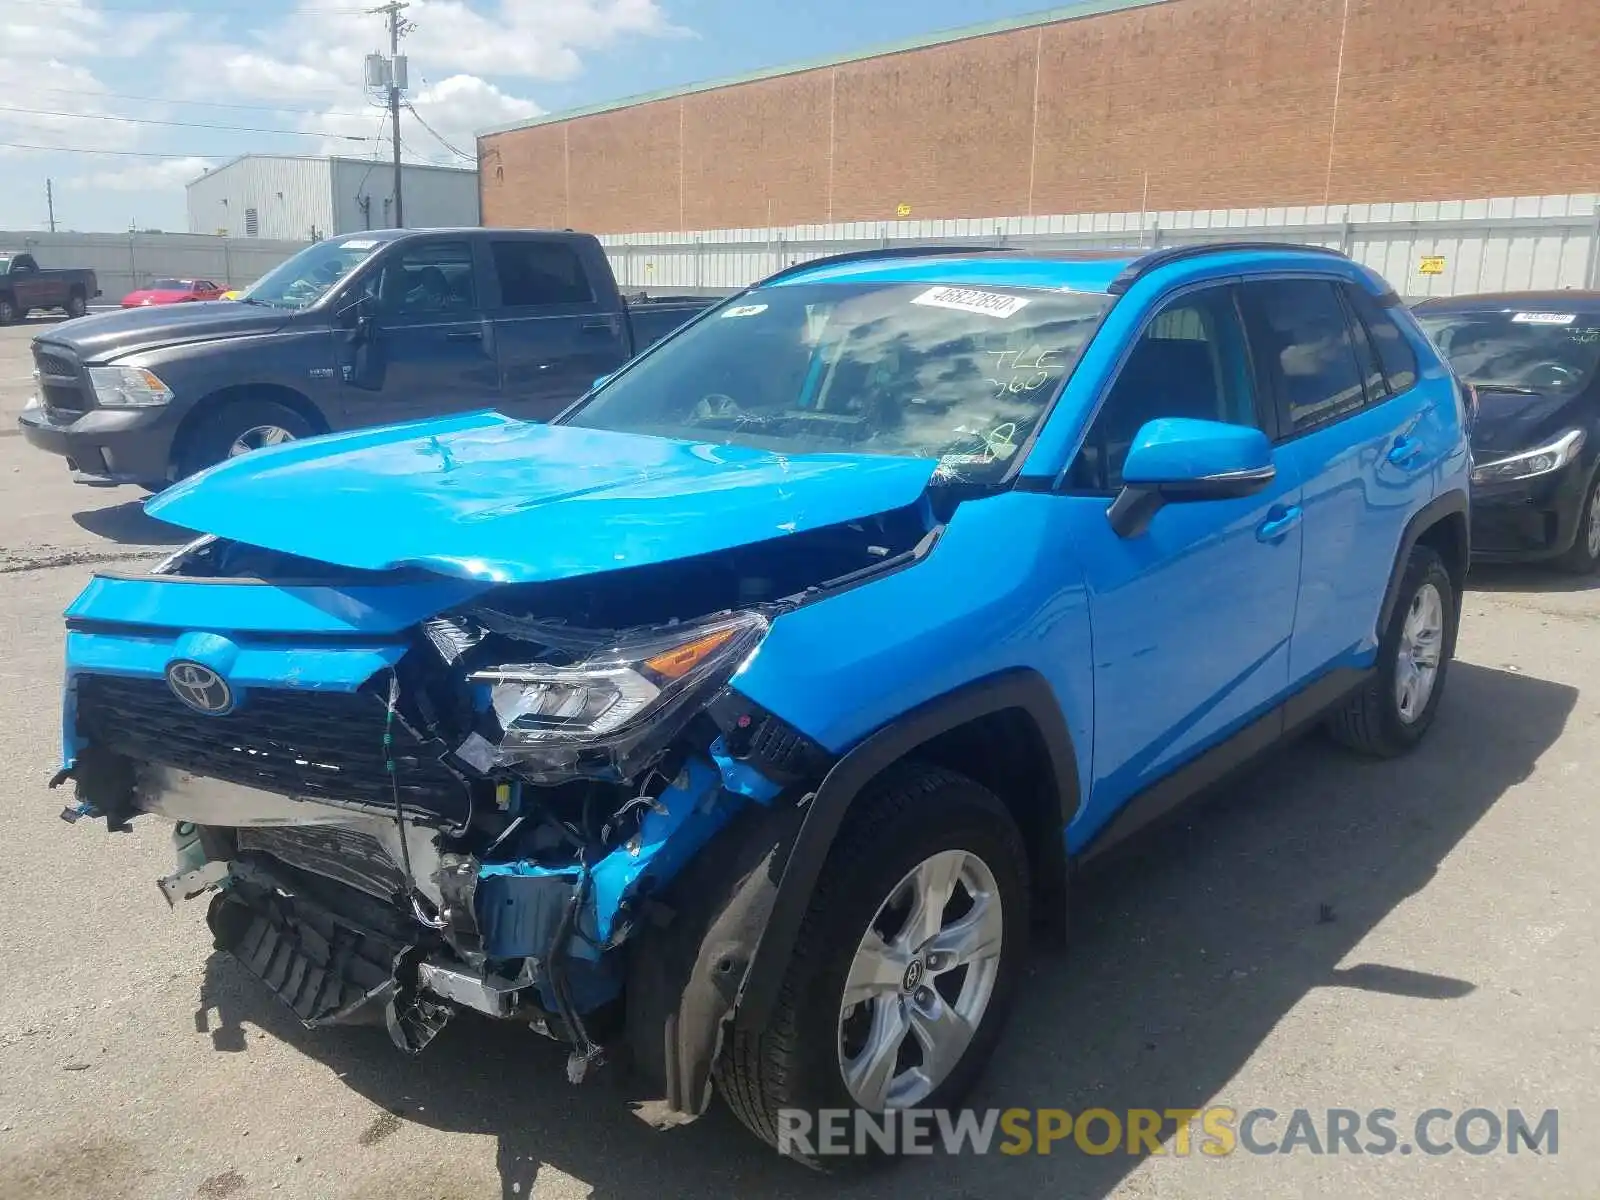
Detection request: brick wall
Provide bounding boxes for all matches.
[479,0,1600,233]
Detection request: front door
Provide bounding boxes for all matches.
[340,237,500,427]
[1060,282,1304,839]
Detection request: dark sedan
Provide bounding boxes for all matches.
[1414,292,1600,572]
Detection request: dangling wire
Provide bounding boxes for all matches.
[385,671,447,931]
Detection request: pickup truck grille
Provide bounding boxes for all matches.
[75,674,470,822]
[32,344,91,418]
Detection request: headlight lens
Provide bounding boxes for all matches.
[1471,428,1585,484]
[88,365,174,407]
[458,611,769,782]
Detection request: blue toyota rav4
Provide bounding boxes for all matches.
[54,242,1470,1161]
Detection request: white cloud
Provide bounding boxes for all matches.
[69,156,218,193]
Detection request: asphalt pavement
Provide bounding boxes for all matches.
[0,321,1595,1199]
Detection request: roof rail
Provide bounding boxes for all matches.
[1106,241,1351,294]
[755,243,1017,287]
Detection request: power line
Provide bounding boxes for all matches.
[404,102,473,161]
[0,140,223,158]
[20,84,345,116]
[0,102,372,140]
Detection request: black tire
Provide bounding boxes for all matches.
[1327,544,1456,757]
[65,290,87,319]
[716,762,1030,1167]
[1555,471,1600,574]
[0,295,15,326]
[15,307,29,321]
[180,399,313,478]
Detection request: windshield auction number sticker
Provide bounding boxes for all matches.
[912,286,1031,319]
[1511,312,1577,325]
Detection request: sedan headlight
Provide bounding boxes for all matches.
[88,365,174,407]
[1471,428,1585,485]
[463,611,769,782]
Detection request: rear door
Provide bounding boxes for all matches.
[486,237,629,422]
[340,236,500,426]
[10,256,48,309]
[1243,277,1435,681]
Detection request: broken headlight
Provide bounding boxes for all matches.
[465,611,769,783]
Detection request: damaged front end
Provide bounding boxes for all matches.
[53,506,925,1099]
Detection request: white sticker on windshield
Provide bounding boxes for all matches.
[911,286,1031,319]
[1511,311,1577,325]
[340,238,379,250]
[721,303,769,319]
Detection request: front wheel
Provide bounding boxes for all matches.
[716,763,1030,1166]
[180,399,313,479]
[1327,544,1456,756]
[0,296,15,326]
[1555,472,1600,574]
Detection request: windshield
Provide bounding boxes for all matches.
[1417,310,1600,394]
[241,236,387,310]
[564,281,1111,478]
[149,278,185,289]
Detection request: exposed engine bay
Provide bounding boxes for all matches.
[57,501,937,1088]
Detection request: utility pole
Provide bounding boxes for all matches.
[370,1,410,228]
[46,179,55,233]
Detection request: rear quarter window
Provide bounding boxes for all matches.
[1345,286,1418,392]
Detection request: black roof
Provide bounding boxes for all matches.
[1412,290,1600,314]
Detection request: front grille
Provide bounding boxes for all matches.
[34,349,76,378]
[76,674,470,821]
[33,346,90,417]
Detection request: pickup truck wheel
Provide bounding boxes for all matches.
[181,400,312,477]
[65,292,87,319]
[716,762,1029,1166]
[1327,544,1456,757]
[0,296,15,326]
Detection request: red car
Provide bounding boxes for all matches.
[120,278,225,307]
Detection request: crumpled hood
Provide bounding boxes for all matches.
[145,411,942,584]
[39,301,285,363]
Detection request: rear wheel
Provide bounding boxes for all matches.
[65,290,87,319]
[1555,472,1600,574]
[180,399,313,478]
[1327,544,1456,757]
[716,763,1029,1166]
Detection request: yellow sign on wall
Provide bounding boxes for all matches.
[1419,256,1447,275]
[896,203,913,218]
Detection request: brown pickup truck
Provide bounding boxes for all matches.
[0,253,100,324]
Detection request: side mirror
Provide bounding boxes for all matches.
[1108,418,1275,538]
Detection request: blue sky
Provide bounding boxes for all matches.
[0,0,1086,234]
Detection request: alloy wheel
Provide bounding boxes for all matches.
[836,848,1003,1110]
[1395,582,1444,723]
[227,425,296,458]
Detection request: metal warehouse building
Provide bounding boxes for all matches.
[187,154,480,241]
[477,0,1600,236]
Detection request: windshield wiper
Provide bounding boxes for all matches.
[1471,382,1543,396]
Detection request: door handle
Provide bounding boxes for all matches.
[1388,435,1423,467]
[1256,505,1303,543]
[582,317,617,332]
[444,330,483,342]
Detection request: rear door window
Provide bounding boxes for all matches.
[1246,279,1366,433]
[491,241,596,308]
[1344,285,1418,392]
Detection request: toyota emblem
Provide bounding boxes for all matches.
[165,661,234,715]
